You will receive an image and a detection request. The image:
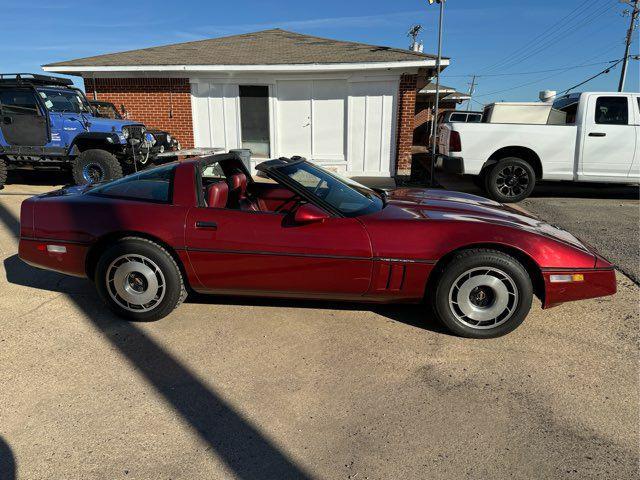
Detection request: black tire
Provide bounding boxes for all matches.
[433,249,533,339]
[483,157,536,203]
[0,157,7,189]
[94,237,187,321]
[72,149,123,185]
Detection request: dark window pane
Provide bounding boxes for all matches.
[595,97,628,125]
[0,89,40,115]
[239,85,270,157]
[449,113,466,122]
[90,164,176,203]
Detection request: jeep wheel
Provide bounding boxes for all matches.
[0,157,7,189]
[72,149,123,185]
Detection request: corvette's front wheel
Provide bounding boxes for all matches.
[433,249,533,338]
[95,237,186,321]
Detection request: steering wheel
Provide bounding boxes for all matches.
[311,179,330,199]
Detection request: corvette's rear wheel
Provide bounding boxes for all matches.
[95,237,186,321]
[433,249,533,338]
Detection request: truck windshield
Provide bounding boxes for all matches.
[37,88,92,114]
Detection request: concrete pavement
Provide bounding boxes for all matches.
[0,183,638,480]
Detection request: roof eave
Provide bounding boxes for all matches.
[42,59,449,74]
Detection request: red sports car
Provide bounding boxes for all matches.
[18,153,616,338]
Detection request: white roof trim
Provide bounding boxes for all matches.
[43,59,448,74]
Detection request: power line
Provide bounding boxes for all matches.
[481,0,607,73]
[489,2,616,73]
[560,57,625,94]
[441,59,623,78]
[480,0,601,73]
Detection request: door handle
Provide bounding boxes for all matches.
[2,116,12,125]
[195,221,218,230]
[589,132,606,137]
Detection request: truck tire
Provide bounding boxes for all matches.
[72,149,123,185]
[0,157,7,190]
[484,157,536,203]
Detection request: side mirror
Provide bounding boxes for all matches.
[293,203,329,224]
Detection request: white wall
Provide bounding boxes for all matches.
[190,72,399,177]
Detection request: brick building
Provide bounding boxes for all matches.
[43,29,449,178]
[414,83,471,146]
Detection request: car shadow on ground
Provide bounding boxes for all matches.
[2,249,449,478]
[0,436,16,480]
[2,253,316,480]
[4,254,450,337]
[435,172,640,200]
[6,170,71,187]
[185,292,449,335]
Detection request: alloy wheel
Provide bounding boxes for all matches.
[106,254,166,312]
[448,267,519,329]
[495,165,530,198]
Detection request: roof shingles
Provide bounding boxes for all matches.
[44,29,442,68]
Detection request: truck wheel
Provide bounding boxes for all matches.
[72,149,123,185]
[484,158,535,203]
[0,157,7,189]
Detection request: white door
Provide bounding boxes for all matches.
[580,95,635,179]
[276,81,312,159]
[191,82,240,150]
[347,80,397,176]
[276,80,346,164]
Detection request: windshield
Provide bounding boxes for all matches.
[275,161,383,217]
[92,102,122,119]
[37,88,92,114]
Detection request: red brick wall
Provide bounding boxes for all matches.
[395,74,417,176]
[84,77,194,148]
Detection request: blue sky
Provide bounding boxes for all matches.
[2,0,638,105]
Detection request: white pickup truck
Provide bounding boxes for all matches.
[437,92,640,202]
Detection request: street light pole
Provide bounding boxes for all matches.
[429,0,445,187]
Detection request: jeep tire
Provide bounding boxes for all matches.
[0,157,7,189]
[72,149,123,185]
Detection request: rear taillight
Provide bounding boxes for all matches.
[449,130,462,152]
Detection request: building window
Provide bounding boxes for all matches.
[239,85,270,158]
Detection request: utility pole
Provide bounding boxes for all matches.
[466,75,477,111]
[428,0,445,187]
[619,0,639,92]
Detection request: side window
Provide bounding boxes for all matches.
[90,164,175,203]
[449,113,466,122]
[595,97,628,125]
[202,162,225,180]
[0,89,40,115]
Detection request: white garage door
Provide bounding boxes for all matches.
[347,80,397,177]
[276,79,346,165]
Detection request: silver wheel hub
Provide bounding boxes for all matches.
[448,267,518,329]
[106,254,165,312]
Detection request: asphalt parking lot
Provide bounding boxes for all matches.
[0,181,638,480]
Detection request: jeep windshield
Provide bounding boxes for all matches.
[271,160,384,217]
[37,88,92,114]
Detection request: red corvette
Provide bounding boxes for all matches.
[18,153,616,338]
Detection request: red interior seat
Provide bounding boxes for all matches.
[206,182,229,208]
